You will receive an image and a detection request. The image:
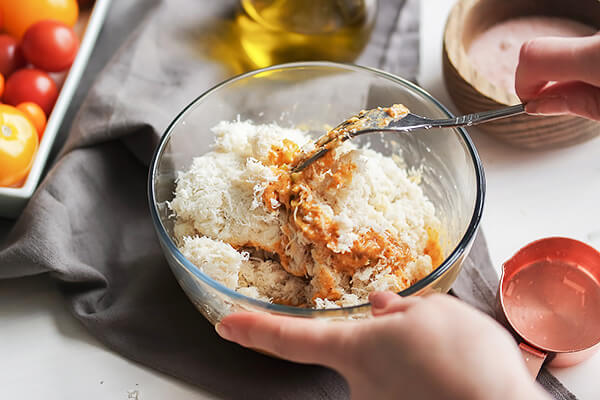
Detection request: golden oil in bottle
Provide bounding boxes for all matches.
[235,0,377,69]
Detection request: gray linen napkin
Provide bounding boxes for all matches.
[0,0,576,399]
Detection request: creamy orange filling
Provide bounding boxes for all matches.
[256,118,442,302]
[262,172,291,212]
[267,138,300,165]
[424,227,443,268]
[385,104,409,119]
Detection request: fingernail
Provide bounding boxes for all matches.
[369,292,388,309]
[526,96,568,116]
[215,322,233,340]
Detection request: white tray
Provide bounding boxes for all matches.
[0,0,112,218]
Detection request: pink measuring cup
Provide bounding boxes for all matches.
[497,237,600,377]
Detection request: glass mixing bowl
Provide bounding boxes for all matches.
[148,62,485,324]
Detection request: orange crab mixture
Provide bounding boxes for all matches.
[171,115,444,308]
[259,129,443,302]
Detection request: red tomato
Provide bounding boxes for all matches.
[17,101,46,140]
[4,69,58,116]
[0,34,26,77]
[0,73,4,98]
[22,20,79,72]
[0,0,79,39]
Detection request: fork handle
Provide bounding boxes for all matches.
[433,104,526,128]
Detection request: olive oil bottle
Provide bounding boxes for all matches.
[236,0,377,68]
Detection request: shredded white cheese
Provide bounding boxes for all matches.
[170,120,441,308]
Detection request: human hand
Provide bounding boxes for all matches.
[216,292,549,400]
[516,33,600,121]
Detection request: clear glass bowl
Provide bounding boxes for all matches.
[148,62,485,324]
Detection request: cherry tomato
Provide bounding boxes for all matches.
[0,34,26,77]
[17,102,46,140]
[0,0,79,39]
[22,20,79,72]
[0,104,38,187]
[4,69,59,116]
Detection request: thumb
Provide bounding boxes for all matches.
[525,81,600,121]
[369,291,421,316]
[216,312,354,369]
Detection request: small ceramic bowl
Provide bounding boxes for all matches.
[442,0,600,149]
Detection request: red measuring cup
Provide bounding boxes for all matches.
[497,237,600,377]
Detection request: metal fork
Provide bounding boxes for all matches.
[293,103,526,172]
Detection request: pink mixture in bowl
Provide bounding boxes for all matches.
[468,16,596,94]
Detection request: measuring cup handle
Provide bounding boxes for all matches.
[519,342,547,378]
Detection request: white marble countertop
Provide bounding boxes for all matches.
[1,0,599,398]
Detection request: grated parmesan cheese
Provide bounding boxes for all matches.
[170,120,442,308]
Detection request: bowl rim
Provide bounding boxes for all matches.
[148,61,486,316]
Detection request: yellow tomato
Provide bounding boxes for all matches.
[0,0,79,39]
[0,104,39,187]
[17,101,47,140]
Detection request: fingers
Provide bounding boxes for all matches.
[216,293,429,369]
[216,312,353,369]
[369,291,421,316]
[515,35,600,100]
[525,81,600,121]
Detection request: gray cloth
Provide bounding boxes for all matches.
[0,0,575,399]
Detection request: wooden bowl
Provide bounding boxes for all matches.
[442,0,600,149]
